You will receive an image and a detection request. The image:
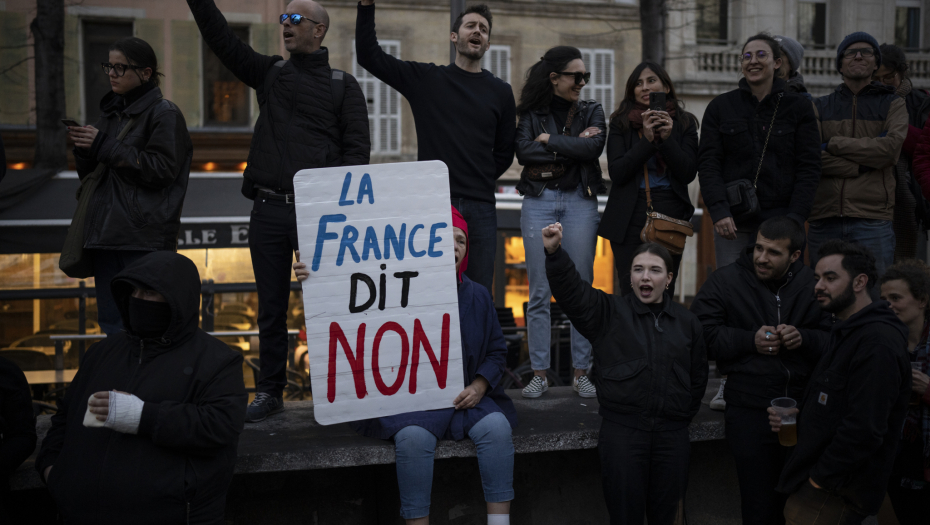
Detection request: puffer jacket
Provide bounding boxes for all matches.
[35,252,246,525]
[546,246,708,430]
[74,84,192,251]
[515,99,606,198]
[188,0,370,198]
[689,246,831,409]
[698,78,822,227]
[811,82,908,221]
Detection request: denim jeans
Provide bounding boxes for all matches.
[92,249,151,335]
[521,187,599,371]
[713,228,758,270]
[808,218,895,279]
[451,198,497,295]
[393,412,514,519]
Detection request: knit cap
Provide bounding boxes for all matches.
[836,31,881,72]
[774,35,804,74]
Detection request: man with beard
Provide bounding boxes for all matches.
[691,216,830,525]
[356,0,516,293]
[808,32,908,279]
[186,0,371,422]
[769,240,911,524]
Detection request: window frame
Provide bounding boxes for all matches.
[578,48,615,118]
[201,24,252,128]
[353,39,403,156]
[481,44,511,83]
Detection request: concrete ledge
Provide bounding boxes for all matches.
[12,383,725,491]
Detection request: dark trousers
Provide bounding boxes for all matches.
[598,419,690,525]
[450,197,497,294]
[92,249,150,335]
[249,197,299,398]
[725,404,789,525]
[784,481,867,525]
[886,436,930,525]
[610,189,690,296]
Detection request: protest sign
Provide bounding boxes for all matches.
[294,161,465,425]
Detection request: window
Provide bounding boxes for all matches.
[695,0,728,45]
[83,21,133,125]
[798,1,827,49]
[896,5,921,51]
[203,26,250,127]
[482,45,511,83]
[579,49,614,115]
[353,40,402,155]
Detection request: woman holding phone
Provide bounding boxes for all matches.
[598,61,698,297]
[67,37,192,335]
[543,225,707,524]
[697,33,821,268]
[514,46,607,400]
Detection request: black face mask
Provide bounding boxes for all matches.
[128,296,172,339]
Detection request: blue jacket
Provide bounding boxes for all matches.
[351,275,517,441]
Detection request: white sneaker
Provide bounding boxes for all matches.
[573,375,597,399]
[522,375,548,398]
[709,379,726,411]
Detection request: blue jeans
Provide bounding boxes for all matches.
[393,412,514,519]
[521,187,599,371]
[451,198,497,295]
[713,228,758,269]
[808,218,895,278]
[92,249,151,335]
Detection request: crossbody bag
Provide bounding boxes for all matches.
[725,93,782,223]
[637,143,694,255]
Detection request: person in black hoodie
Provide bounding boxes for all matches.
[67,37,192,338]
[769,240,911,524]
[35,252,247,525]
[0,356,37,522]
[690,216,830,525]
[544,225,707,524]
[187,0,370,422]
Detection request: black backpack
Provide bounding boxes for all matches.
[259,59,346,114]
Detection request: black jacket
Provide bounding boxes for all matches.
[74,85,192,251]
[35,252,247,525]
[776,301,911,515]
[515,99,606,198]
[189,0,370,198]
[690,247,831,408]
[597,115,698,243]
[698,78,822,227]
[546,246,708,430]
[0,356,37,491]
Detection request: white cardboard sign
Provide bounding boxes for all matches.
[294,161,465,425]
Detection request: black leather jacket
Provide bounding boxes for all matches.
[515,99,606,198]
[74,86,192,251]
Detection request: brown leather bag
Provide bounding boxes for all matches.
[525,104,577,182]
[639,159,693,255]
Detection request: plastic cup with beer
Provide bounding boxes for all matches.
[771,397,798,447]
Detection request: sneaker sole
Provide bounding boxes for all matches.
[245,403,285,423]
[574,389,597,399]
[522,387,548,399]
[709,401,726,411]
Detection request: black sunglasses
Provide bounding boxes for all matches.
[280,13,321,25]
[557,71,591,85]
[100,62,146,77]
[843,47,875,59]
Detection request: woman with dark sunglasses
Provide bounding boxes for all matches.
[66,37,192,336]
[598,61,698,298]
[697,33,821,270]
[514,46,606,400]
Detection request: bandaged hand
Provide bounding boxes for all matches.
[83,391,144,434]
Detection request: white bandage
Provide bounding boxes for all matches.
[82,391,145,434]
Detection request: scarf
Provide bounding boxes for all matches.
[902,321,930,485]
[451,205,469,282]
[896,77,913,99]
[627,101,678,130]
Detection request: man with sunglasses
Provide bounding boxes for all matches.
[356,0,516,295]
[808,32,908,282]
[187,0,371,422]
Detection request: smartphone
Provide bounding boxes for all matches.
[649,92,666,112]
[61,118,81,128]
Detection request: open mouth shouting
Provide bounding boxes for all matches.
[283,29,295,42]
[467,34,482,49]
[638,282,655,299]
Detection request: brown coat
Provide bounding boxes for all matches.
[811,82,908,221]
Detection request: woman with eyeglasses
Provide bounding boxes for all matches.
[67,37,192,336]
[598,61,698,298]
[878,44,930,261]
[514,46,606,400]
[697,33,821,269]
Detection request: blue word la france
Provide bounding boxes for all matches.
[310,172,449,271]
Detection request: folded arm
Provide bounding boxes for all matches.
[545,103,607,161]
[825,97,907,168]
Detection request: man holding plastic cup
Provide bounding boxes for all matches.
[768,239,911,524]
[691,217,830,524]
